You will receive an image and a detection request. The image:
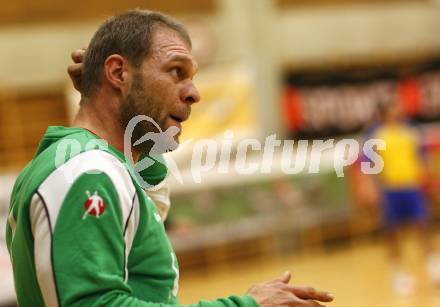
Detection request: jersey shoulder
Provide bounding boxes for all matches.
[39,149,136,210]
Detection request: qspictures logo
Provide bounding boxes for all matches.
[123,115,186,189]
[54,116,386,188]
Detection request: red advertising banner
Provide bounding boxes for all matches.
[283,67,440,137]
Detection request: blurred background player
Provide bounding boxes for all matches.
[369,100,440,294]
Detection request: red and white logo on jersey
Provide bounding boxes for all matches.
[82,190,105,220]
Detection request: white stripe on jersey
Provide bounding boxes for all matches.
[30,193,58,307]
[124,192,140,282]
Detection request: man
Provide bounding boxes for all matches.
[369,100,440,294]
[6,10,334,306]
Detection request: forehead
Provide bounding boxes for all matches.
[149,27,196,65]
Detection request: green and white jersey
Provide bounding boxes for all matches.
[5,126,258,307]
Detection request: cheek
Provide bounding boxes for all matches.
[156,82,180,111]
[159,74,181,95]
[151,74,174,92]
[143,74,179,118]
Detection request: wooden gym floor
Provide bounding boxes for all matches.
[179,231,440,307]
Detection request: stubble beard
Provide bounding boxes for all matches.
[119,74,166,155]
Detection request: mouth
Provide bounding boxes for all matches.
[169,111,190,124]
[169,114,184,123]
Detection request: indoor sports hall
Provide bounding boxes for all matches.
[1,1,440,306]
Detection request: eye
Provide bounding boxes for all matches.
[170,67,184,79]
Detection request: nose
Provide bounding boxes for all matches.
[180,81,200,105]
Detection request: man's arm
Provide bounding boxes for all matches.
[34,171,251,306]
[33,171,151,306]
[33,171,332,307]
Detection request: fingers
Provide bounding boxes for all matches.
[286,294,326,307]
[67,62,83,91]
[71,49,86,64]
[68,63,82,76]
[304,300,326,307]
[289,286,334,303]
[251,273,334,307]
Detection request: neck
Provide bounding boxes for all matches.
[73,96,141,161]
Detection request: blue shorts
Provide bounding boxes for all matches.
[383,189,428,228]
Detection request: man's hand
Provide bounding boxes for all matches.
[67,48,86,91]
[247,272,334,307]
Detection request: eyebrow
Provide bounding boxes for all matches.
[168,54,191,62]
[168,54,198,73]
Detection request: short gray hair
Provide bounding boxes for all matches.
[81,9,191,98]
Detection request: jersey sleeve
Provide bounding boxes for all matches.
[188,296,259,307]
[48,171,143,306]
[33,171,258,307]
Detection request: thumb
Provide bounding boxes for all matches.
[274,271,291,284]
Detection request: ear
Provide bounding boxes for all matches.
[103,54,131,96]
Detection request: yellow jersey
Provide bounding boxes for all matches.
[374,123,424,189]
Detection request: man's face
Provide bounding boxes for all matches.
[120,26,200,153]
[383,102,404,123]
